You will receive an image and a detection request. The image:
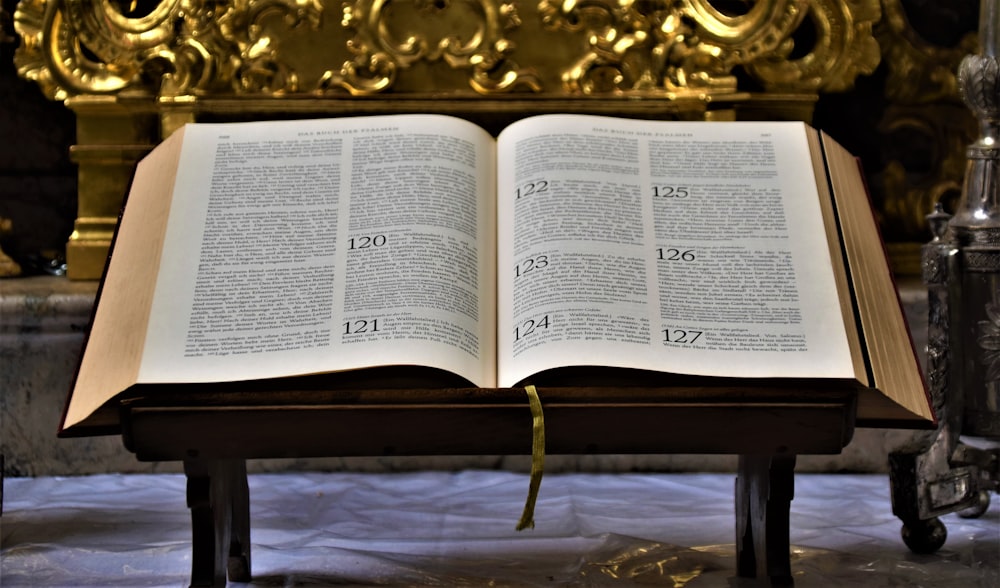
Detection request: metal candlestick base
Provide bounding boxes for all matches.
[888,0,1000,553]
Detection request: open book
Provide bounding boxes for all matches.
[62,113,932,434]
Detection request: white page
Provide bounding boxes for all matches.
[139,115,496,386]
[496,114,855,386]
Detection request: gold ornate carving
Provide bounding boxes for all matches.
[0,218,22,278]
[14,0,324,100]
[537,0,746,95]
[15,0,882,99]
[214,0,324,94]
[879,0,975,104]
[13,0,886,278]
[536,0,880,96]
[745,0,882,92]
[874,0,978,246]
[324,0,542,94]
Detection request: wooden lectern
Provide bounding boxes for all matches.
[116,377,857,586]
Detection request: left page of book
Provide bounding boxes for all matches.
[136,115,497,388]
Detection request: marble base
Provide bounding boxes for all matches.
[1,276,929,476]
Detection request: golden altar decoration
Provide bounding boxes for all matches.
[14,0,888,279]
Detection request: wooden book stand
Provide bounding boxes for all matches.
[118,378,856,586]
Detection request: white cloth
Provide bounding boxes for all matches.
[2,471,997,586]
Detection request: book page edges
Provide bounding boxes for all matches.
[805,128,869,390]
[819,132,934,426]
[60,128,188,433]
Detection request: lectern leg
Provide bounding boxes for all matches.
[184,459,252,587]
[735,454,796,585]
[228,460,252,582]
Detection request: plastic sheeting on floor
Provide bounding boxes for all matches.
[2,470,997,586]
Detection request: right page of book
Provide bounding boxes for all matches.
[495,114,857,387]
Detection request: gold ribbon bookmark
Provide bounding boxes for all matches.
[517,384,545,531]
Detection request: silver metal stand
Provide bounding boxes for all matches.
[888,0,1000,553]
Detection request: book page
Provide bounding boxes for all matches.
[62,128,187,431]
[495,115,856,386]
[821,133,932,423]
[139,115,497,387]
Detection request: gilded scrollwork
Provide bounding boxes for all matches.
[538,0,748,95]
[537,0,723,95]
[879,0,977,104]
[744,0,881,92]
[323,0,541,95]
[872,0,979,244]
[14,0,884,100]
[538,0,880,96]
[13,0,908,280]
[13,0,323,99]
[217,0,324,94]
[13,0,161,99]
